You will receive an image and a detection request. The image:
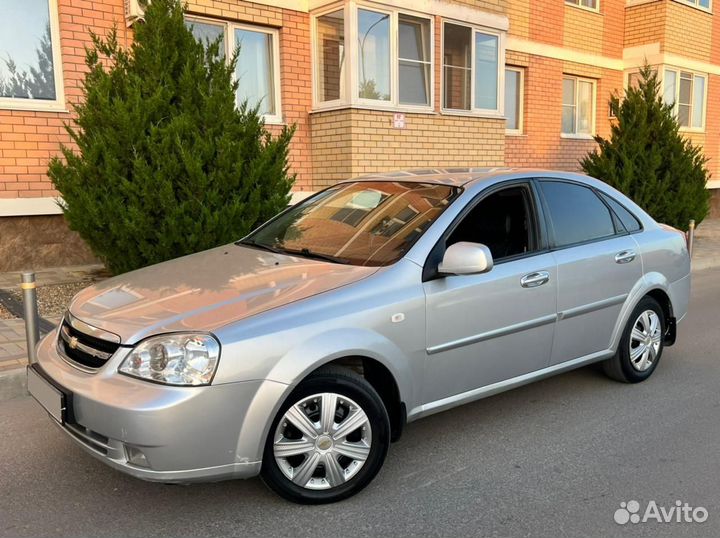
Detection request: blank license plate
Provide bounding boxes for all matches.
[27,366,65,423]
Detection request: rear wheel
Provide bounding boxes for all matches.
[260,367,390,504]
[603,296,665,383]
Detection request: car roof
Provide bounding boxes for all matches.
[349,168,591,187]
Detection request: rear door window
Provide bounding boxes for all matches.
[539,181,616,247]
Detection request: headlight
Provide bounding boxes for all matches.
[119,333,220,386]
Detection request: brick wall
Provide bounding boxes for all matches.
[311,109,505,188]
[0,0,313,201]
[624,1,666,49]
[0,0,130,200]
[505,1,623,171]
[664,0,713,60]
[310,109,353,188]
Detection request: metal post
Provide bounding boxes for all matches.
[687,219,696,258]
[21,272,40,365]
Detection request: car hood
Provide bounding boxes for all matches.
[68,245,379,344]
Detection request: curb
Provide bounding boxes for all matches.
[0,367,27,402]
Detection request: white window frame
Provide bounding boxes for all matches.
[673,0,712,13]
[561,75,596,139]
[564,0,601,13]
[185,15,282,124]
[505,66,524,135]
[441,20,506,119]
[311,2,347,109]
[311,1,435,113]
[663,66,707,132]
[0,0,66,112]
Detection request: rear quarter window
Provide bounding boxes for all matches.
[539,181,616,247]
[598,192,643,233]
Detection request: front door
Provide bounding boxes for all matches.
[422,184,557,404]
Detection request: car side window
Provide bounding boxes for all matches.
[539,181,616,248]
[446,186,536,260]
[598,192,642,233]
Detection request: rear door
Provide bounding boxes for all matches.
[537,180,643,365]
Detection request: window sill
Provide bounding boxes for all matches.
[565,3,602,15]
[0,99,68,114]
[505,130,525,137]
[263,115,286,126]
[440,108,505,120]
[670,0,712,14]
[560,133,595,140]
[310,103,437,115]
[625,0,661,7]
[679,127,706,134]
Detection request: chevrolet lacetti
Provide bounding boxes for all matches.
[28,169,691,504]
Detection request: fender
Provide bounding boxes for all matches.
[234,327,417,465]
[608,271,676,352]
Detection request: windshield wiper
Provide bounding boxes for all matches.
[236,239,284,255]
[283,248,349,265]
[238,241,349,264]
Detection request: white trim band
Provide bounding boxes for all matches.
[0,197,63,217]
[507,36,624,71]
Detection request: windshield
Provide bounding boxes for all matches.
[242,181,460,266]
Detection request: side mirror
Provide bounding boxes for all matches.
[438,242,494,276]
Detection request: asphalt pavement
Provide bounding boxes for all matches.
[1,269,720,538]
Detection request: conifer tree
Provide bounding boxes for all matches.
[581,64,709,231]
[49,0,295,273]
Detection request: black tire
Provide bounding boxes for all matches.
[260,366,390,504]
[603,296,665,383]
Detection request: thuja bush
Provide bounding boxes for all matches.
[581,64,710,231]
[49,0,295,273]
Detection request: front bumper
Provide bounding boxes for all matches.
[32,329,287,483]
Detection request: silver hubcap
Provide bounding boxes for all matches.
[273,393,372,490]
[629,309,662,372]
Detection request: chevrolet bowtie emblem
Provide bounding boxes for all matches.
[68,336,79,350]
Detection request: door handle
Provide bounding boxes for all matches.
[615,250,636,264]
[521,271,550,288]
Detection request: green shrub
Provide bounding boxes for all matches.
[49,0,295,274]
[581,64,710,231]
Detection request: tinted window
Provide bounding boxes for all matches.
[447,186,535,260]
[598,192,642,233]
[243,181,459,267]
[540,181,615,247]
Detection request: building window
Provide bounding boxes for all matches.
[505,67,523,133]
[0,0,63,110]
[313,5,433,110]
[676,0,711,11]
[442,23,471,110]
[235,28,276,116]
[562,76,595,136]
[442,22,503,114]
[663,68,706,130]
[186,17,281,122]
[316,9,345,103]
[565,0,599,11]
[358,9,391,101]
[627,72,642,90]
[398,14,431,106]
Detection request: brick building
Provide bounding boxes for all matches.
[1,0,718,270]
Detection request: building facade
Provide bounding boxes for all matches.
[1,0,718,270]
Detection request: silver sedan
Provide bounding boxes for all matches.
[28,169,691,503]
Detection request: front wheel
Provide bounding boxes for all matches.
[603,296,665,383]
[260,366,390,504]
